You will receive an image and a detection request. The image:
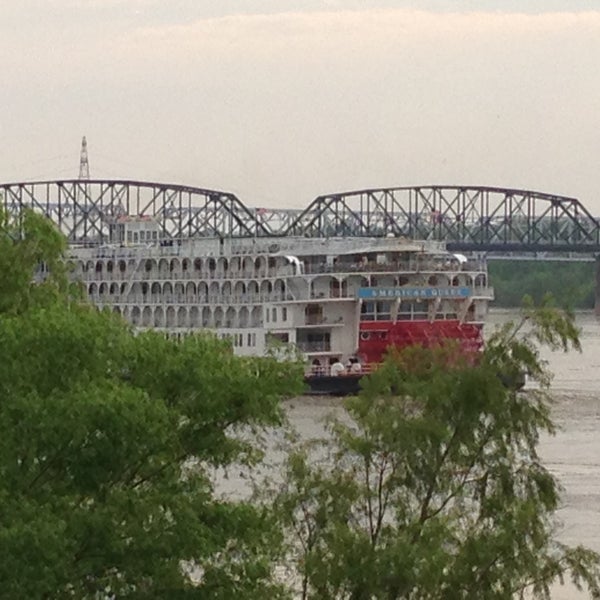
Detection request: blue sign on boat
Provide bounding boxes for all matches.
[358,286,471,299]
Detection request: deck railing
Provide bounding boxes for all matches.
[306,363,377,378]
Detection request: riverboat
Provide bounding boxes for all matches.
[68,216,493,394]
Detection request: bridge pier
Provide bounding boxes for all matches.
[596,255,600,317]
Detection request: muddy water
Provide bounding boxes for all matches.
[533,311,600,599]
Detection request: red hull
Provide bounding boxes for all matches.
[358,320,483,364]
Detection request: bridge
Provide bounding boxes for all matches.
[1,179,599,254]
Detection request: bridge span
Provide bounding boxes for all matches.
[1,179,600,254]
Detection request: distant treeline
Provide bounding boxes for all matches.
[488,260,596,309]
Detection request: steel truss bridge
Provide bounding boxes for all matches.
[1,179,600,254]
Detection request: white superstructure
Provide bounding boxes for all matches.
[69,217,493,365]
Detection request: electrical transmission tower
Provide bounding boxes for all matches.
[78,136,90,179]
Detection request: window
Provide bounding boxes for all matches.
[267,332,289,344]
[360,301,375,321]
[272,308,277,322]
[398,301,428,321]
[361,301,392,321]
[247,333,252,346]
[282,307,287,321]
[296,331,330,352]
[376,301,392,320]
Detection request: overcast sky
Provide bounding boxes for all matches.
[1,0,600,212]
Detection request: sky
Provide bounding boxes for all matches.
[1,0,600,212]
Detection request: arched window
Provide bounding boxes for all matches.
[166,306,176,328]
[142,306,152,326]
[189,306,200,327]
[239,307,249,328]
[131,306,141,326]
[198,282,208,303]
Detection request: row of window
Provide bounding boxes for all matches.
[154,328,284,350]
[126,230,160,243]
[161,331,258,347]
[73,256,291,274]
[359,299,480,322]
[266,307,288,323]
[113,304,286,322]
[88,281,287,295]
[115,305,262,329]
[225,332,258,348]
[91,294,289,307]
[112,303,290,323]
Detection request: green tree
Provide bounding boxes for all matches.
[489,260,595,309]
[273,296,600,599]
[0,207,76,312]
[0,209,304,598]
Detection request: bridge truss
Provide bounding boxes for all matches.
[286,187,600,253]
[1,180,599,252]
[0,180,277,242]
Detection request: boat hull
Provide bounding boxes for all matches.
[304,374,364,396]
[304,364,525,396]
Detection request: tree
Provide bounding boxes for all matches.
[0,207,76,313]
[488,260,595,309]
[0,209,304,598]
[272,296,600,599]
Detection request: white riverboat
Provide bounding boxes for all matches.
[68,216,493,377]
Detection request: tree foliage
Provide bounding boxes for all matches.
[0,209,304,598]
[0,208,76,312]
[489,260,595,309]
[273,296,600,599]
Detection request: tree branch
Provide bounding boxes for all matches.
[27,439,74,491]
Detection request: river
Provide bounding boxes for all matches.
[280,309,600,599]
[526,310,600,599]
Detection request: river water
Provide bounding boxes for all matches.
[522,310,600,599]
[280,309,600,599]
